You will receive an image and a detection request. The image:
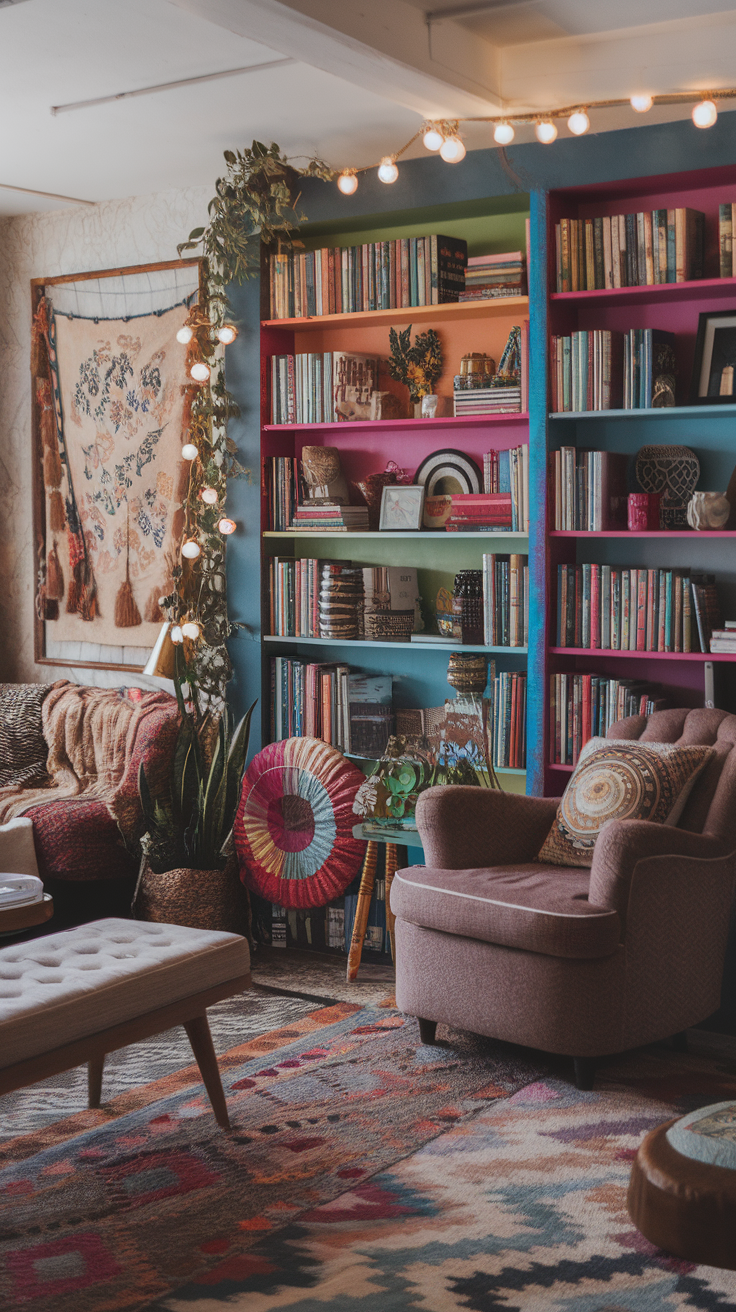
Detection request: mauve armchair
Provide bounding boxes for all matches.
[390,708,736,1088]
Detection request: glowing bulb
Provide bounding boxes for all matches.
[535,119,558,144]
[440,135,466,162]
[692,98,717,128]
[176,325,194,344]
[181,443,198,461]
[423,124,444,152]
[567,110,590,136]
[181,621,200,640]
[218,517,236,535]
[200,486,218,505]
[630,93,653,113]
[337,171,358,195]
[190,361,211,382]
[377,157,399,184]
[493,121,515,145]
[181,539,201,559]
[216,324,237,345]
[170,625,184,644]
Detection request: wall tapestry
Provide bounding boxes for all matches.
[34,295,193,657]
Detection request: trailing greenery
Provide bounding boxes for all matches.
[139,675,256,873]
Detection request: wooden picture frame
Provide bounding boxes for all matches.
[379,484,425,531]
[31,257,206,673]
[690,309,736,404]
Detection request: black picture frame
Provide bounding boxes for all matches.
[690,309,736,404]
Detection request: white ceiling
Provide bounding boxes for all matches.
[2,0,736,215]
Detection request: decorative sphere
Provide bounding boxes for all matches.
[630,94,653,113]
[377,157,399,184]
[181,621,200,640]
[423,125,444,152]
[216,324,237,344]
[535,119,558,144]
[190,361,211,382]
[176,325,194,344]
[200,486,218,504]
[218,517,236,535]
[440,135,466,162]
[337,171,358,195]
[181,443,198,461]
[170,625,184,644]
[692,99,717,128]
[567,110,590,136]
[493,122,515,145]
[181,539,201,559]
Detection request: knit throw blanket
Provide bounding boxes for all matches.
[0,683,51,789]
[0,683,177,848]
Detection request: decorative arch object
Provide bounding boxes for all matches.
[234,737,366,909]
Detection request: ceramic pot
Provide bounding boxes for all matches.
[687,491,731,530]
[132,855,249,936]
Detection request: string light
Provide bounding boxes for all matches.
[535,119,558,144]
[181,443,198,461]
[181,620,200,640]
[377,157,399,183]
[218,517,236,535]
[216,324,237,344]
[493,122,515,145]
[422,123,444,151]
[439,135,466,162]
[181,539,201,559]
[190,361,211,382]
[630,94,653,112]
[692,98,718,128]
[337,170,358,195]
[170,625,184,644]
[200,487,218,505]
[176,325,194,344]
[567,109,590,136]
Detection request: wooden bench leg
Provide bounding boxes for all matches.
[184,1013,230,1130]
[88,1053,105,1109]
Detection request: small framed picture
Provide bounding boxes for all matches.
[691,310,736,403]
[379,484,425,531]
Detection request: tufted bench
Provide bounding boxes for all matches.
[0,918,251,1129]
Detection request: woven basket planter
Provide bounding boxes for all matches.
[132,856,249,936]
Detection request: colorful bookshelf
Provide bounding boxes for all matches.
[541,164,736,794]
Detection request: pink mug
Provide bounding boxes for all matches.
[628,493,660,531]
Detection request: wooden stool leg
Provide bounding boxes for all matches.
[88,1053,105,1109]
[184,1014,230,1130]
[347,841,377,982]
[384,843,405,964]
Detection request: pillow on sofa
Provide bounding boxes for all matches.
[0,684,49,788]
[538,737,713,868]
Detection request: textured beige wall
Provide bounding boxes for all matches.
[0,186,210,686]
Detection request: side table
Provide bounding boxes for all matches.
[0,894,54,936]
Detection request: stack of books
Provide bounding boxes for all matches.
[458,251,526,300]
[453,383,521,416]
[446,492,512,532]
[623,330,676,409]
[554,208,704,291]
[269,234,467,318]
[552,448,628,531]
[709,622,736,653]
[550,331,623,412]
[549,674,667,766]
[291,504,370,532]
[482,552,529,647]
[556,564,720,653]
[491,670,526,769]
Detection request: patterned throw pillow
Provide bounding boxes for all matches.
[538,737,713,868]
[0,684,50,788]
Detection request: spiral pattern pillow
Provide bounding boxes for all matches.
[234,737,366,908]
[539,737,713,868]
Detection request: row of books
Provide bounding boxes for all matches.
[483,553,529,647]
[270,659,395,754]
[555,564,721,653]
[554,208,704,292]
[549,328,675,412]
[552,448,628,531]
[458,251,526,301]
[549,674,667,766]
[270,350,382,425]
[266,877,390,955]
[264,455,299,532]
[492,670,526,769]
[268,560,419,640]
[268,234,468,319]
[718,204,736,277]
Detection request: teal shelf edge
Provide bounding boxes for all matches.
[264,636,527,654]
[352,824,424,849]
[549,405,736,420]
[263,530,530,541]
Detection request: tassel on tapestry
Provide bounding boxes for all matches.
[114,507,142,628]
[43,447,62,489]
[49,490,66,532]
[46,543,64,601]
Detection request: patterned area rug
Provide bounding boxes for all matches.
[0,1004,545,1310]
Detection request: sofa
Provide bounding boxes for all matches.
[0,681,178,921]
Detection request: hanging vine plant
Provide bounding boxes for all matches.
[166,143,334,712]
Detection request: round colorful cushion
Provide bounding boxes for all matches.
[235,737,366,908]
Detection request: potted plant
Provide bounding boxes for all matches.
[387,325,443,417]
[132,679,256,935]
